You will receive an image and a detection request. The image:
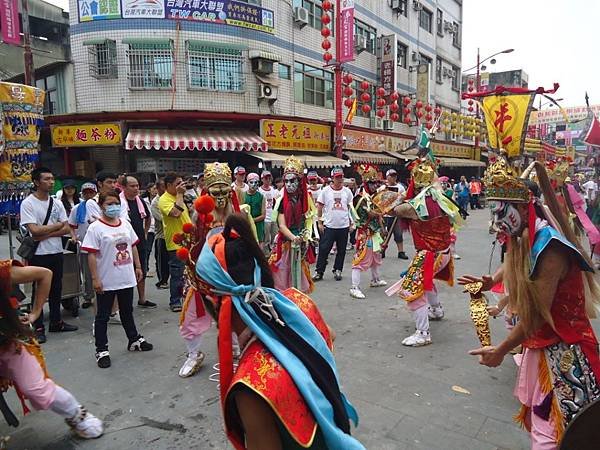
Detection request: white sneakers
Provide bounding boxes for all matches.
[370,279,388,287]
[179,351,206,378]
[349,287,366,299]
[402,330,432,347]
[66,406,104,439]
[428,305,444,320]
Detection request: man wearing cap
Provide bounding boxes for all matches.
[259,170,279,251]
[68,182,99,309]
[232,166,249,199]
[307,171,322,204]
[380,169,408,260]
[313,168,354,281]
[244,173,266,244]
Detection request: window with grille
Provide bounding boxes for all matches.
[126,41,173,89]
[35,75,57,115]
[419,7,433,33]
[436,56,443,84]
[452,22,461,48]
[187,43,245,91]
[354,18,376,54]
[85,40,117,79]
[294,61,333,108]
[436,9,443,36]
[420,53,433,80]
[397,41,408,69]
[451,65,460,91]
[294,0,333,32]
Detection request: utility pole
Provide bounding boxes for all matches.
[474,47,480,150]
[333,0,343,159]
[21,0,34,86]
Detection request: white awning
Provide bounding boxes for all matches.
[250,152,349,169]
[125,129,267,152]
[438,157,486,167]
[344,151,398,165]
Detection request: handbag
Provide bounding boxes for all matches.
[17,198,53,260]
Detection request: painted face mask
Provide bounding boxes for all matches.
[284,175,299,194]
[208,184,232,209]
[248,180,260,190]
[489,201,522,236]
[367,181,379,193]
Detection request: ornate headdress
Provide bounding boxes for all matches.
[283,155,305,177]
[546,158,571,188]
[410,158,438,189]
[356,163,379,182]
[204,162,232,188]
[483,153,530,203]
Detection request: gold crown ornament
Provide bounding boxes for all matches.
[204,162,232,188]
[546,159,571,188]
[410,158,437,189]
[483,155,530,203]
[356,163,379,182]
[283,155,305,176]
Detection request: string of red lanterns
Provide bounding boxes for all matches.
[321,1,332,63]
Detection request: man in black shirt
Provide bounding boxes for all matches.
[122,176,156,308]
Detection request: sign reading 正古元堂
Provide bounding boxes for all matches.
[261,120,330,153]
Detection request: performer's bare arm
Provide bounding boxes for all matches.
[235,389,282,450]
[277,213,301,244]
[392,203,418,220]
[168,181,187,218]
[458,265,504,290]
[10,265,52,324]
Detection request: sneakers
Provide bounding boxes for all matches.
[156,282,169,290]
[35,328,47,344]
[402,330,432,347]
[178,351,205,378]
[333,270,342,281]
[128,336,153,352]
[95,351,111,368]
[170,303,182,313]
[48,321,78,333]
[370,279,388,287]
[346,242,354,251]
[66,406,104,439]
[398,252,409,260]
[453,253,461,260]
[428,305,444,320]
[138,300,157,309]
[108,312,121,324]
[312,272,324,282]
[349,287,366,299]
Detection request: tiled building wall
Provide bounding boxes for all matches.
[69,0,462,134]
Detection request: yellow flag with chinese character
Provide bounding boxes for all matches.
[481,94,534,158]
[345,98,358,124]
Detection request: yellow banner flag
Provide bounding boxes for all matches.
[345,98,357,124]
[481,93,534,158]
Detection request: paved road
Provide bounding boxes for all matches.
[0,209,576,449]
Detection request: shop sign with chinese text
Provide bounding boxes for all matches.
[431,142,473,159]
[260,120,330,152]
[78,0,121,21]
[344,129,386,152]
[380,34,397,95]
[122,0,165,18]
[51,123,123,147]
[338,0,354,63]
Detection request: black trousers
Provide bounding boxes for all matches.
[316,227,349,274]
[30,253,63,330]
[94,287,139,352]
[155,238,169,284]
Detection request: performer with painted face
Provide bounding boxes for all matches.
[269,156,317,293]
[177,162,242,378]
[386,129,462,347]
[349,164,387,299]
[179,212,364,450]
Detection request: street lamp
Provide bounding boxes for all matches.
[537,98,563,140]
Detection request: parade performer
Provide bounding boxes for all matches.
[349,164,387,299]
[269,156,317,293]
[177,162,241,378]
[0,260,103,438]
[182,212,364,449]
[466,156,600,450]
[386,129,462,346]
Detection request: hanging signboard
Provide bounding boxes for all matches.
[0,0,20,45]
[121,0,165,18]
[338,0,355,63]
[380,34,397,95]
[79,0,121,21]
[51,123,123,147]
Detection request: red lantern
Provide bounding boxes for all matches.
[360,80,370,90]
[468,99,474,106]
[321,39,331,50]
[404,116,411,124]
[425,114,433,121]
[361,92,371,103]
[403,96,411,106]
[468,106,474,112]
[426,122,433,129]
[467,86,474,93]
[415,100,423,109]
[425,104,432,112]
[321,14,331,25]
[403,107,411,115]
[376,109,386,118]
[361,104,371,114]
[322,0,332,10]
[323,52,333,62]
[376,87,386,98]
[376,98,386,108]
[389,102,399,112]
[390,113,400,122]
[343,86,354,97]
[416,110,424,118]
[390,91,400,101]
[321,27,331,38]
[343,74,353,85]
[344,98,354,108]
[468,78,474,85]
[434,106,442,115]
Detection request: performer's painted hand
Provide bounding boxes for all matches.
[457,274,494,291]
[469,346,504,367]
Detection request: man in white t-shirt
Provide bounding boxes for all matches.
[258,170,280,251]
[231,166,249,198]
[313,167,354,281]
[307,171,322,204]
[20,167,78,342]
[582,177,598,206]
[380,169,409,260]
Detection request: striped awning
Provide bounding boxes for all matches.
[125,129,267,152]
[344,151,398,165]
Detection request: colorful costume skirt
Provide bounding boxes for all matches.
[352,229,382,271]
[269,236,314,294]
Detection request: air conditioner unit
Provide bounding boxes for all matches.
[258,83,277,101]
[370,116,383,130]
[294,7,309,27]
[251,58,274,74]
[383,119,394,131]
[412,1,423,11]
[443,20,453,32]
[411,51,419,62]
[355,35,367,53]
[390,0,405,13]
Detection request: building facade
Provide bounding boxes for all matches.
[46,0,477,180]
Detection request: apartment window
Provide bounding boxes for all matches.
[436,9,443,36]
[85,39,117,79]
[354,18,377,54]
[452,22,461,48]
[435,57,443,84]
[294,61,333,108]
[126,40,173,89]
[279,63,291,80]
[419,7,433,33]
[451,65,460,91]
[187,42,244,91]
[397,41,408,69]
[420,53,433,79]
[353,81,375,117]
[35,75,57,115]
[295,0,333,32]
